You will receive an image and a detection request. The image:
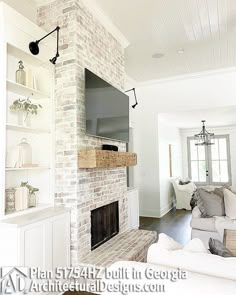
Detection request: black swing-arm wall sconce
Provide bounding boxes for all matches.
[29,26,60,65]
[125,88,138,109]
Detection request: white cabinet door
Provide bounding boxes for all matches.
[18,211,70,269]
[52,213,70,269]
[21,222,46,268]
[19,220,51,270]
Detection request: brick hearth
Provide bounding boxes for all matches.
[80,229,157,268]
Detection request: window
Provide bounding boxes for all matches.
[187,135,231,185]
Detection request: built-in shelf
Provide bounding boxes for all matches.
[7,80,49,99]
[7,43,50,68]
[79,150,137,168]
[2,203,52,220]
[6,123,50,134]
[6,167,50,171]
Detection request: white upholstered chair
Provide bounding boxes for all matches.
[172,178,197,210]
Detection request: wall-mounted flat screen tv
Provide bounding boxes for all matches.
[85,69,129,142]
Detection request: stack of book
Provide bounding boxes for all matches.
[14,187,28,211]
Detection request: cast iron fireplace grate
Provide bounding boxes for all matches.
[91,201,119,250]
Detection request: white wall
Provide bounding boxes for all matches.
[180,126,236,186]
[134,69,236,217]
[133,106,160,217]
[158,119,182,216]
[0,0,37,22]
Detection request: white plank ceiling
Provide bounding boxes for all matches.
[94,0,236,82]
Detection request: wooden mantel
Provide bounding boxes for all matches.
[78,150,137,169]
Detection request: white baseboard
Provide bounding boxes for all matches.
[140,201,175,219]
[139,208,160,218]
[159,201,175,218]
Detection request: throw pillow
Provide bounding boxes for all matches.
[214,185,231,198]
[190,190,208,217]
[214,187,224,198]
[224,189,236,219]
[209,238,234,257]
[183,238,209,254]
[157,233,183,251]
[179,180,191,185]
[197,188,225,217]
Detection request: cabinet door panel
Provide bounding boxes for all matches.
[52,214,70,268]
[23,224,45,268]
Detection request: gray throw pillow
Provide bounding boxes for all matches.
[214,187,224,198]
[179,180,191,185]
[190,190,208,217]
[214,185,231,198]
[198,188,225,217]
[209,238,234,257]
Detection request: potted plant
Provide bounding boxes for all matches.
[10,97,42,127]
[21,181,39,207]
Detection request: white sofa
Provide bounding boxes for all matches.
[172,178,196,210]
[191,186,236,247]
[101,237,236,295]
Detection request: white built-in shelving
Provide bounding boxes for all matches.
[7,80,50,100]
[6,123,50,134]
[0,3,56,219]
[6,167,51,171]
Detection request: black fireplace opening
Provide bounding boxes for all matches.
[91,201,119,250]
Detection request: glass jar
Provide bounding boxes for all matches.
[28,193,37,207]
[17,138,32,168]
[16,60,26,86]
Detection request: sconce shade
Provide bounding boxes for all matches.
[29,41,40,55]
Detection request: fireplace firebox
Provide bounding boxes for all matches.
[91,201,119,250]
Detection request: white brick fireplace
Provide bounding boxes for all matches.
[37,0,129,265]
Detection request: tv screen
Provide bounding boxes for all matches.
[85,69,129,142]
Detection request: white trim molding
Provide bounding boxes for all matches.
[34,0,130,48]
[137,66,236,88]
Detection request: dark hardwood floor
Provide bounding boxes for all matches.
[139,208,192,245]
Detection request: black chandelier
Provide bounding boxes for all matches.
[29,26,60,65]
[125,88,138,109]
[194,120,215,146]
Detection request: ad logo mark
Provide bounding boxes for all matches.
[0,267,29,294]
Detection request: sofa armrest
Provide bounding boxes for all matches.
[192,206,201,218]
[147,245,236,281]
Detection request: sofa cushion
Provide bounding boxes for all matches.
[197,188,225,217]
[224,189,236,219]
[157,233,182,250]
[183,238,209,254]
[209,238,234,257]
[191,217,216,232]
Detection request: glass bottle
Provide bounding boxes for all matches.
[16,60,26,85]
[17,138,32,167]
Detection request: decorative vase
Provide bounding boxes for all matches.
[18,111,31,127]
[28,193,37,207]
